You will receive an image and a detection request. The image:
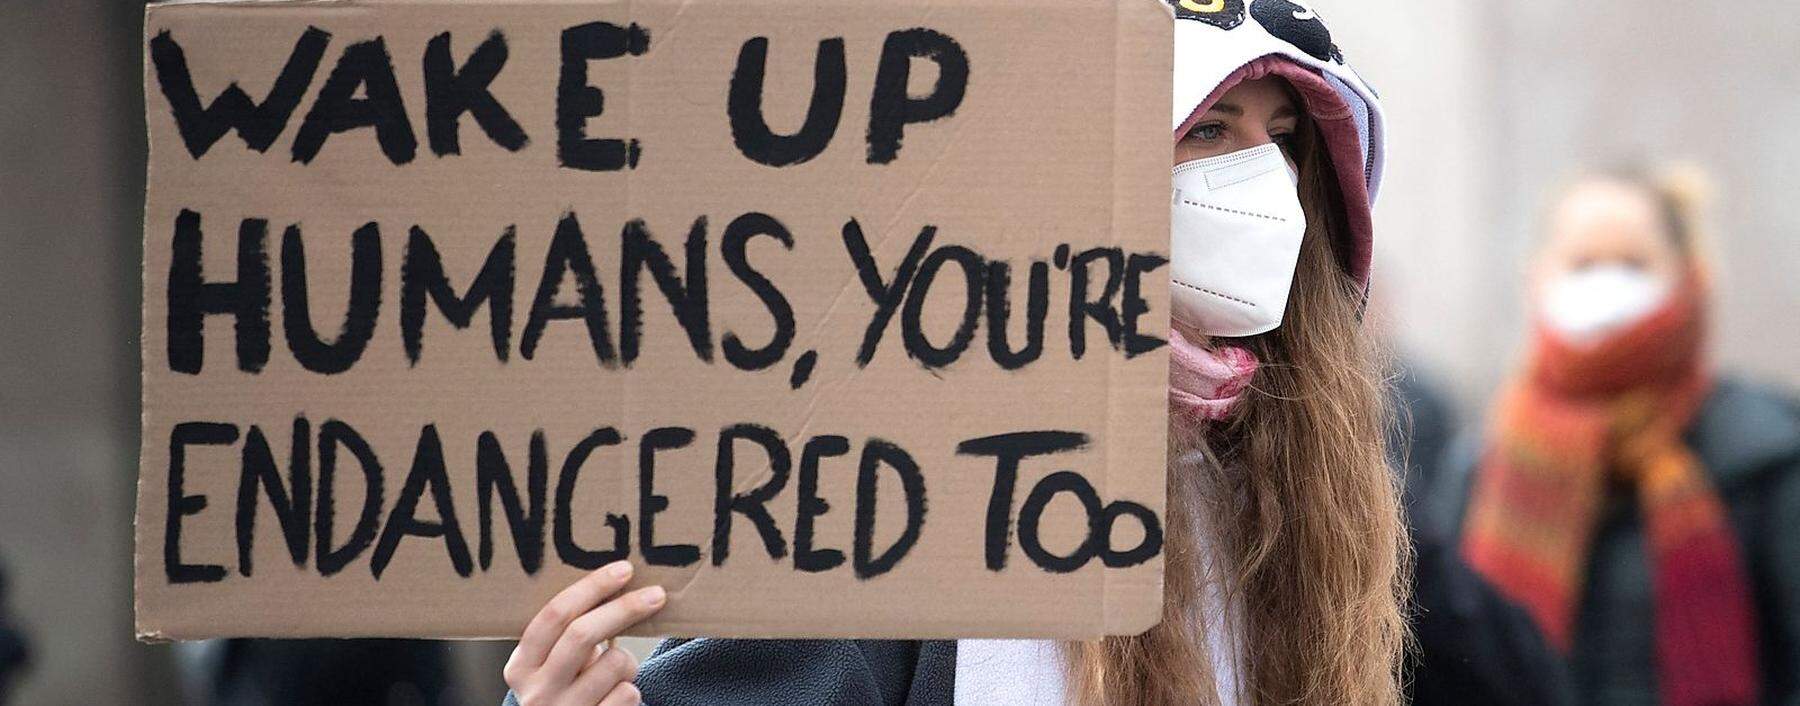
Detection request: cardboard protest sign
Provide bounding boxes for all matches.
[136,0,1172,640]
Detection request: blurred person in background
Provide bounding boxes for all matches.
[1388,363,1574,706]
[1422,165,1800,706]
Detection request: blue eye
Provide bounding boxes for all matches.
[1187,124,1226,142]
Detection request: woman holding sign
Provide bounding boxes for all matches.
[502,2,1408,704]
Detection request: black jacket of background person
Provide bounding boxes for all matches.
[1392,363,1576,706]
[495,365,1572,706]
[1422,377,1800,706]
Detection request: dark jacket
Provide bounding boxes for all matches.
[1421,377,1800,706]
[504,640,955,706]
[1392,361,1575,706]
[1408,535,1577,706]
[203,639,452,706]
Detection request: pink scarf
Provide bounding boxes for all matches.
[1168,328,1259,421]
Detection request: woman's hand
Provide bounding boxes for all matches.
[504,561,667,706]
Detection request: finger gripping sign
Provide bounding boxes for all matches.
[136,0,1172,641]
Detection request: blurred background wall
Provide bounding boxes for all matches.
[2,0,155,703]
[0,0,1793,702]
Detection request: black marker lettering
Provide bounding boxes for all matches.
[1122,252,1168,358]
[1015,471,1102,573]
[853,439,925,579]
[728,37,846,166]
[167,210,271,374]
[639,427,700,566]
[167,422,235,584]
[280,222,382,374]
[523,213,617,365]
[794,435,849,572]
[149,27,330,158]
[236,418,312,576]
[711,424,791,565]
[867,28,969,164]
[423,30,528,156]
[557,22,650,171]
[985,259,1049,369]
[900,244,982,368]
[620,218,711,364]
[292,37,417,165]
[476,430,547,573]
[553,428,630,569]
[315,419,383,576]
[1098,499,1162,568]
[371,425,473,579]
[720,213,795,371]
[844,220,937,366]
[956,431,1088,570]
[1067,247,1124,359]
[401,225,515,365]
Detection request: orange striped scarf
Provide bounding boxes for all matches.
[1461,273,1760,706]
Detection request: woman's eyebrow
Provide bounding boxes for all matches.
[1206,102,1244,116]
[1272,105,1299,120]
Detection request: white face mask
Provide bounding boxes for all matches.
[1169,142,1307,338]
[1539,264,1672,342]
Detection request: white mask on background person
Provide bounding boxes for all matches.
[1539,264,1673,342]
[1169,142,1308,337]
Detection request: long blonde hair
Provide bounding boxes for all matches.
[1063,101,1411,705]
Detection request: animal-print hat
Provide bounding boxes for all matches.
[1170,0,1387,293]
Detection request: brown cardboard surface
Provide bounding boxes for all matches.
[137,0,1172,640]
